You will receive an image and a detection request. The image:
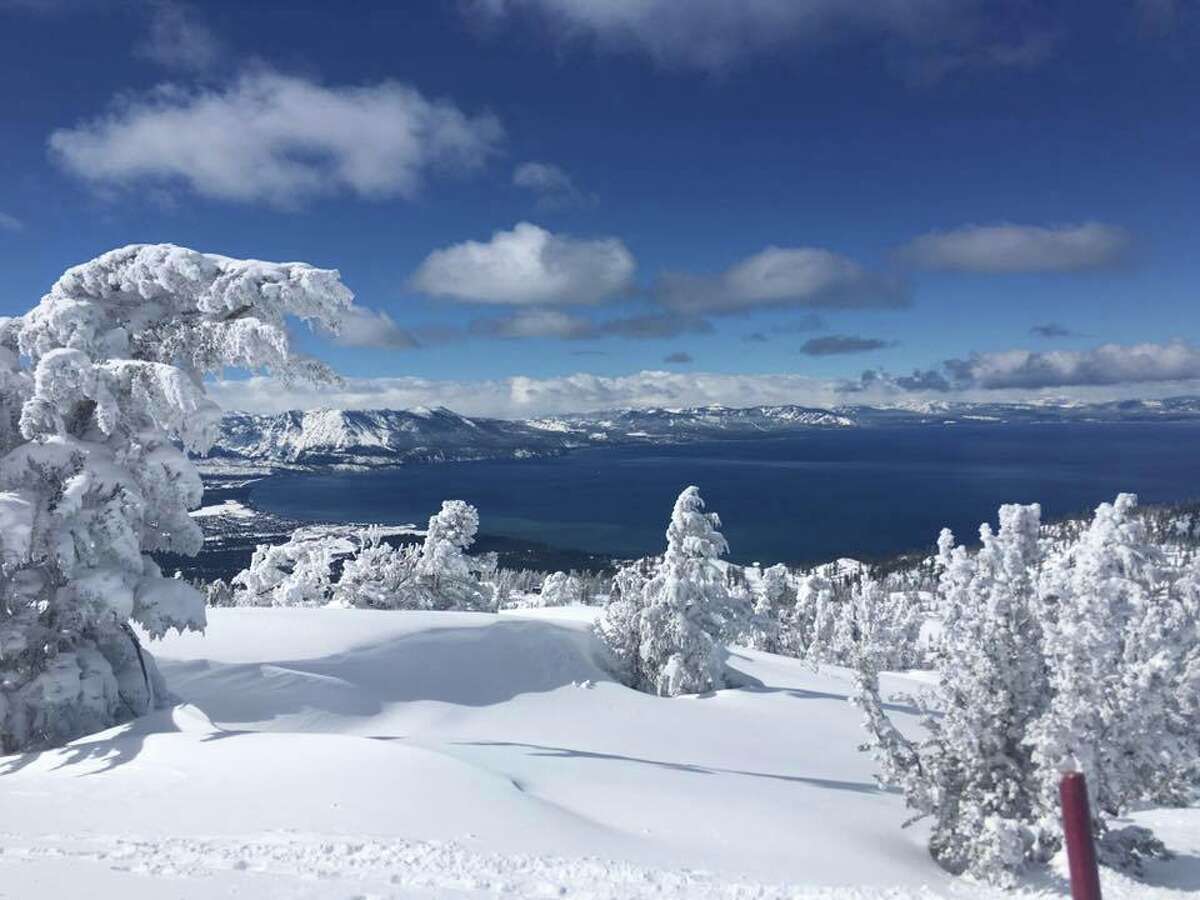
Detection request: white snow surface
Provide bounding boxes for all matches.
[189,498,257,519]
[2,606,1197,898]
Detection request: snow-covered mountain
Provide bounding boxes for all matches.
[205,404,854,469]
[211,406,582,467]
[844,396,1200,424]
[204,397,1200,470]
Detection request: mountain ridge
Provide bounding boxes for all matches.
[202,397,1200,470]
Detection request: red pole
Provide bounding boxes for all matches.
[1060,771,1103,900]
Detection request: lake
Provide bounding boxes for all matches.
[248,423,1200,566]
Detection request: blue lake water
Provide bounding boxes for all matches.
[248,423,1200,566]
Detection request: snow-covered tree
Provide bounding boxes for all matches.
[856,495,1200,883]
[596,486,735,697]
[233,537,338,607]
[0,244,351,751]
[538,570,590,607]
[856,502,1052,883]
[817,578,922,671]
[744,563,793,652]
[595,562,649,683]
[331,527,421,610]
[1029,493,1195,867]
[787,572,834,657]
[415,500,492,611]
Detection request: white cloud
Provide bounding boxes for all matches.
[0,211,23,232]
[465,0,1048,74]
[947,341,1200,390]
[136,2,224,72]
[411,221,635,305]
[898,222,1131,273]
[211,343,1200,419]
[854,341,1200,394]
[327,306,418,349]
[210,370,844,418]
[657,246,906,315]
[513,161,573,193]
[512,161,594,208]
[470,309,709,340]
[474,308,595,339]
[49,70,503,207]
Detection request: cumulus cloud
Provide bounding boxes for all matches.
[464,0,1046,75]
[0,211,23,232]
[898,222,1131,273]
[209,369,846,418]
[411,222,635,305]
[663,351,693,364]
[327,306,418,349]
[851,341,1200,393]
[513,161,594,209]
[49,70,503,206]
[470,308,709,341]
[136,2,224,71]
[471,308,594,339]
[946,342,1200,390]
[210,341,1200,418]
[800,335,893,356]
[657,246,906,315]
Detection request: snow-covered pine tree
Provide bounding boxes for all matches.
[788,571,834,657]
[0,244,351,751]
[823,577,921,671]
[855,502,1052,884]
[538,571,579,607]
[595,562,649,684]
[637,485,733,696]
[746,563,793,652]
[1029,493,1195,868]
[415,500,492,611]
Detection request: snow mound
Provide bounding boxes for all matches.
[2,607,1195,898]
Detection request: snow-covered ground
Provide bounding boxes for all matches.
[2,607,1197,898]
[190,498,258,519]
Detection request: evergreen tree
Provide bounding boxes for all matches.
[0,244,350,751]
[637,486,732,696]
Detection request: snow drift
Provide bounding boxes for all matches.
[2,606,1196,898]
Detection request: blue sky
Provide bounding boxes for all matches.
[2,0,1199,416]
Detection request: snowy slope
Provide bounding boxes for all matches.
[2,608,1197,898]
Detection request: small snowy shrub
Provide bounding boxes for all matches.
[331,527,422,610]
[0,244,351,751]
[235,502,493,612]
[233,537,339,607]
